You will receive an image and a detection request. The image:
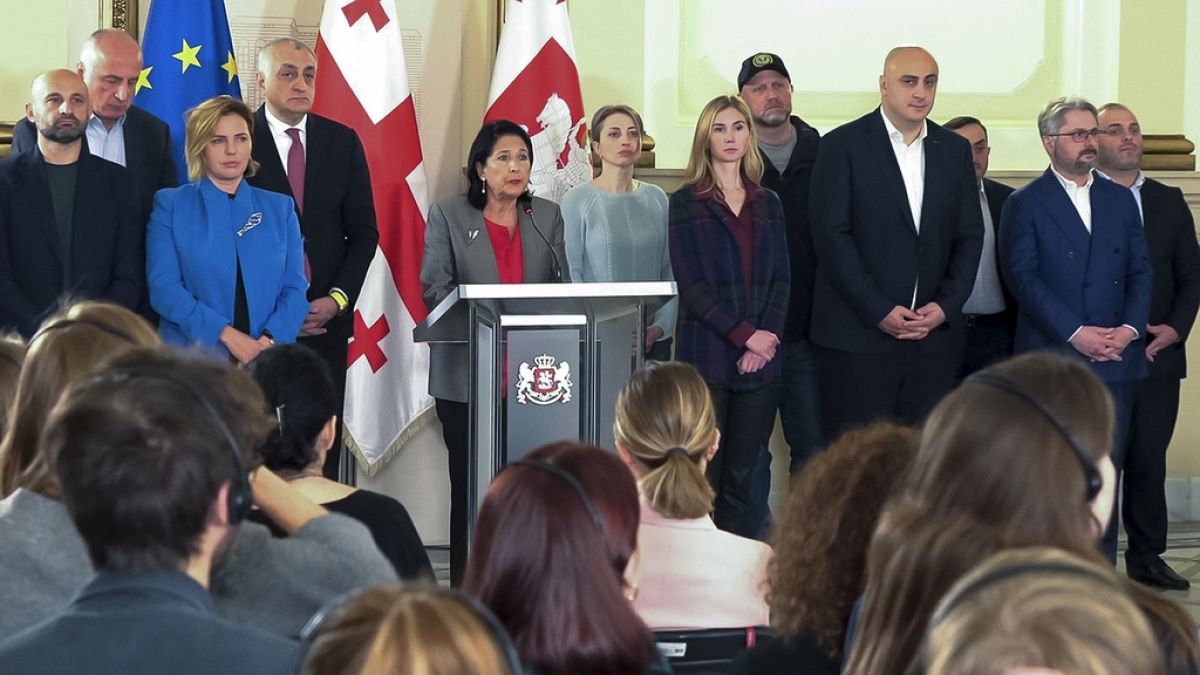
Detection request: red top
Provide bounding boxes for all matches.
[485,217,524,284]
[712,181,765,347]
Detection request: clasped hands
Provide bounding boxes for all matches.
[737,329,779,374]
[1069,325,1137,362]
[878,302,945,340]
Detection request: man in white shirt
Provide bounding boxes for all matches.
[11,29,175,222]
[1097,102,1200,588]
[999,97,1152,562]
[247,38,379,481]
[809,46,983,440]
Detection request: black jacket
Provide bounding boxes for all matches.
[759,115,820,341]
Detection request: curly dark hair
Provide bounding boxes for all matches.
[767,421,919,658]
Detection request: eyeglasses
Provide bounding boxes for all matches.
[1045,128,1103,143]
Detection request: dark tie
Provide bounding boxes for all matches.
[285,127,312,281]
[285,127,305,214]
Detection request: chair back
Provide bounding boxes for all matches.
[654,626,776,674]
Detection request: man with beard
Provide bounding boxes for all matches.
[1096,102,1200,589]
[999,97,1152,562]
[736,53,821,536]
[0,350,300,674]
[12,30,176,225]
[0,69,142,336]
[809,46,982,440]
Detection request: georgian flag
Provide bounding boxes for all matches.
[484,0,591,203]
[314,0,433,473]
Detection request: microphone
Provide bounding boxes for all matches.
[520,194,563,283]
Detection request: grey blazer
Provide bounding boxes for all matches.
[420,193,570,401]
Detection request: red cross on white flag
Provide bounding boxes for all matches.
[315,0,433,473]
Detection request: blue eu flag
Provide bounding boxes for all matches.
[134,0,241,185]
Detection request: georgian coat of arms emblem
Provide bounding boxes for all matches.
[516,354,572,405]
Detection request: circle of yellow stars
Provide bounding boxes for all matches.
[134,39,239,95]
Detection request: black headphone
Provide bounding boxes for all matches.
[298,586,524,674]
[928,559,1119,628]
[99,366,253,524]
[508,458,606,534]
[967,372,1102,502]
[29,317,138,345]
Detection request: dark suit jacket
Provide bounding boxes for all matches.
[0,571,300,675]
[420,193,570,401]
[248,108,379,342]
[999,169,1153,383]
[668,184,790,388]
[0,146,143,336]
[982,177,1018,323]
[759,115,820,342]
[13,106,175,223]
[1139,177,1200,380]
[808,108,984,355]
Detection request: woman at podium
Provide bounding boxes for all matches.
[561,105,676,360]
[667,95,790,541]
[419,119,570,586]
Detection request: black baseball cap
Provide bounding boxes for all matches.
[738,52,790,90]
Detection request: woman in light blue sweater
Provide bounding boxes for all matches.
[561,105,676,360]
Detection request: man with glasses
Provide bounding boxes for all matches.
[1096,102,1200,590]
[999,96,1152,562]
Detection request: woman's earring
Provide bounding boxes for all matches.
[481,183,486,195]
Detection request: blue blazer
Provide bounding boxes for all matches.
[999,169,1152,383]
[146,178,309,355]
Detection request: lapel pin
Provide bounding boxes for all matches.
[237,212,264,237]
[468,229,480,242]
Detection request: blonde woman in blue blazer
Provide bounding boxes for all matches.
[147,96,308,364]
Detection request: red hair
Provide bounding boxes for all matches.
[464,442,657,675]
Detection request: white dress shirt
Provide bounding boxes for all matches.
[880,108,927,231]
[1050,166,1094,233]
[880,109,928,308]
[263,106,307,175]
[86,114,126,167]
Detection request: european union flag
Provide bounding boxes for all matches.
[134,0,241,185]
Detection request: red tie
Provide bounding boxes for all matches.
[285,127,305,214]
[285,127,311,281]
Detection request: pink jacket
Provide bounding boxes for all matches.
[632,499,772,629]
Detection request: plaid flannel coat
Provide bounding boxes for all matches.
[668,183,791,389]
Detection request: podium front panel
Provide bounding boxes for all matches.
[505,326,586,461]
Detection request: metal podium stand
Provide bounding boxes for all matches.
[414,281,675,542]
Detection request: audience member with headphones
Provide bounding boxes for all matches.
[844,353,1200,672]
[300,584,523,675]
[842,351,1189,675]
[0,348,300,674]
[921,547,1162,675]
[0,302,397,645]
[465,441,670,675]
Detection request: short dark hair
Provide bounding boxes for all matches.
[942,115,987,136]
[247,343,338,473]
[465,120,533,209]
[47,348,272,573]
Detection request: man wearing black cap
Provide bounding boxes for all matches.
[737,54,822,490]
